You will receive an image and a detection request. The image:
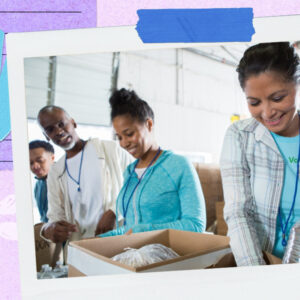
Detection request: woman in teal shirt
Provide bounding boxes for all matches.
[100,88,206,237]
[220,42,300,266]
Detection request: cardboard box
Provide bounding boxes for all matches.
[208,251,282,268]
[34,223,62,271]
[68,229,231,277]
[215,201,228,236]
[193,163,224,230]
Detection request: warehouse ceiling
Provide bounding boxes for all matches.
[24,42,299,127]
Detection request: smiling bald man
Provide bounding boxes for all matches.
[37,105,133,245]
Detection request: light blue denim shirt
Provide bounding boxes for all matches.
[34,178,48,223]
[100,150,206,237]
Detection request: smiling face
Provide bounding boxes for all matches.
[244,71,299,137]
[29,147,54,178]
[38,108,79,150]
[112,114,153,160]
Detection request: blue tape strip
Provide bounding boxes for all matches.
[136,8,255,43]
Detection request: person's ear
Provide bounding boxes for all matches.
[146,119,153,132]
[43,132,50,142]
[72,119,77,128]
[51,154,55,162]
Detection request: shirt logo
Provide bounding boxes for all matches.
[288,156,298,164]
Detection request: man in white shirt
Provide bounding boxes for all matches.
[38,105,132,243]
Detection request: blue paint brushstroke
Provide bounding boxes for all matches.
[136,8,255,43]
[0,57,10,141]
[0,30,11,141]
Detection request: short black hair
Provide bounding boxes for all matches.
[237,42,300,89]
[109,88,154,123]
[29,140,54,154]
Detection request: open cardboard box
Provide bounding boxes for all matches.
[68,229,232,277]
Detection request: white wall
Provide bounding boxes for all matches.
[25,53,113,126]
[117,50,177,106]
[118,48,249,162]
[55,54,113,126]
[24,57,50,118]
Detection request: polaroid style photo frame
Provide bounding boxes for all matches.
[6,15,300,300]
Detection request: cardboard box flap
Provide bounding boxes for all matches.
[263,251,282,265]
[70,230,170,258]
[208,252,237,268]
[70,229,230,257]
[209,251,282,269]
[68,264,85,277]
[168,230,230,255]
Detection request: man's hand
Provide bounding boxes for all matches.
[95,209,116,236]
[42,221,78,243]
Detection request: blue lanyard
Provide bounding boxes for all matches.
[122,147,161,226]
[278,113,300,247]
[65,143,85,192]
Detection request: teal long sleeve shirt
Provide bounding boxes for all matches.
[100,151,206,237]
[34,178,48,223]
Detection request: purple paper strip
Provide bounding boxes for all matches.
[0,170,20,300]
[97,0,300,27]
[0,133,13,170]
[0,1,97,299]
[0,0,97,33]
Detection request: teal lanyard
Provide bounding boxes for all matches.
[121,147,161,226]
[278,113,300,247]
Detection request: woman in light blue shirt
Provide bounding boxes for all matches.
[220,42,300,266]
[100,88,206,237]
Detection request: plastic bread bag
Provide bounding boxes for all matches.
[111,243,180,268]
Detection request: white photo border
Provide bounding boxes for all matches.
[6,15,300,300]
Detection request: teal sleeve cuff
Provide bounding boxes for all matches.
[131,223,152,233]
[98,226,126,237]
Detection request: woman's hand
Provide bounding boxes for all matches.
[95,209,116,236]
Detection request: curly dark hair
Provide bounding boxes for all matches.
[109,88,154,123]
[29,140,54,154]
[237,42,300,89]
